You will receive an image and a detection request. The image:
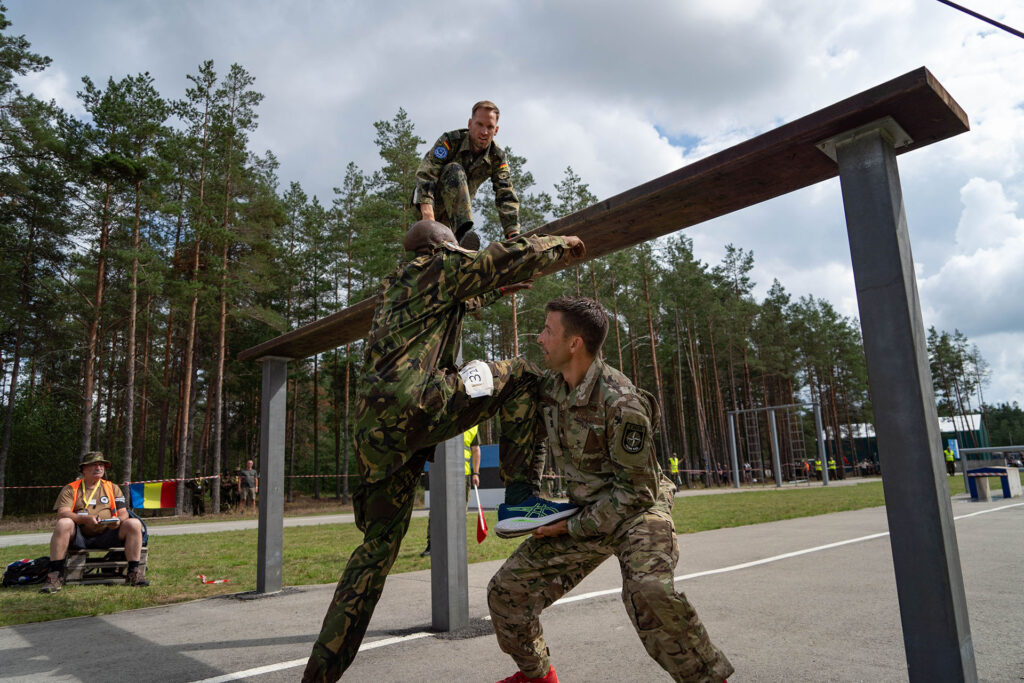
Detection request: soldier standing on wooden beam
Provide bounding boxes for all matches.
[302,219,585,682]
[412,100,520,246]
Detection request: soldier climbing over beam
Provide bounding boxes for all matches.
[302,219,585,682]
[412,100,520,246]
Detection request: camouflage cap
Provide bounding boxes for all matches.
[79,451,112,470]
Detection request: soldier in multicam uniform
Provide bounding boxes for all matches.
[302,220,586,682]
[488,297,734,683]
[412,100,520,244]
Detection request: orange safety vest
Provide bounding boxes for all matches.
[67,478,118,515]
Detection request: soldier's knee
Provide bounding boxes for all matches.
[439,162,468,184]
[624,575,675,619]
[487,571,512,612]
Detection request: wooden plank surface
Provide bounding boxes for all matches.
[239,67,968,362]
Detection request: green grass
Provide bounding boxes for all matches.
[0,474,1002,628]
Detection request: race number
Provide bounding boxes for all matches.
[459,359,494,398]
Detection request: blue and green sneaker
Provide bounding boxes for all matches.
[495,495,580,538]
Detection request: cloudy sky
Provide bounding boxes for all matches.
[9,0,1024,408]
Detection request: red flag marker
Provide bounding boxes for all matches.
[473,482,488,543]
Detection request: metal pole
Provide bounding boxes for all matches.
[768,409,783,487]
[832,124,976,681]
[429,434,468,631]
[257,356,288,594]
[727,412,740,488]
[813,402,829,486]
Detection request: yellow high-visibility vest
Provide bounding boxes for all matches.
[463,425,479,476]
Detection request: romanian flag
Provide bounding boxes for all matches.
[130,481,177,509]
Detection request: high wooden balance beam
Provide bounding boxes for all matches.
[242,67,977,682]
[238,66,965,363]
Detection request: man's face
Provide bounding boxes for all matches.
[467,108,499,153]
[246,460,254,469]
[82,463,105,480]
[537,311,575,372]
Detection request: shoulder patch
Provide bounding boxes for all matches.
[621,422,647,454]
[433,145,448,160]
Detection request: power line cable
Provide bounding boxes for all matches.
[934,0,1024,40]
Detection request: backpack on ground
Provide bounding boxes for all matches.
[2,556,50,587]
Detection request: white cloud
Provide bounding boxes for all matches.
[18,68,84,116]
[920,178,1024,336]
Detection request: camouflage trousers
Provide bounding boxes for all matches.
[415,162,474,238]
[487,513,734,683]
[303,357,544,682]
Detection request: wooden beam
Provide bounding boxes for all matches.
[239,66,968,362]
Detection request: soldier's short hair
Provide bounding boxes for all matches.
[546,296,608,356]
[471,100,500,121]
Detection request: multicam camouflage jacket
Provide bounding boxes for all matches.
[539,357,676,540]
[412,128,519,234]
[356,234,568,482]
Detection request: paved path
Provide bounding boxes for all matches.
[1,491,1019,682]
[0,477,880,548]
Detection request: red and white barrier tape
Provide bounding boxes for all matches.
[198,574,230,584]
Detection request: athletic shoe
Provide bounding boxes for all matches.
[495,496,579,538]
[39,571,63,594]
[496,665,559,683]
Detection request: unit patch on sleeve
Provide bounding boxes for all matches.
[621,422,647,454]
[433,146,448,160]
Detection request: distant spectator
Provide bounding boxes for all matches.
[239,459,258,512]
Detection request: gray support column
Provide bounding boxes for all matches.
[833,126,976,681]
[727,412,740,488]
[429,434,468,631]
[767,410,783,487]
[257,356,288,594]
[814,402,829,486]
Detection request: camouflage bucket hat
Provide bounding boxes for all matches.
[79,451,112,470]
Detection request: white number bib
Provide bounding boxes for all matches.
[459,359,494,398]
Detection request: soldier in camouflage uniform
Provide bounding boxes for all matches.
[302,220,586,682]
[488,297,734,683]
[412,100,520,243]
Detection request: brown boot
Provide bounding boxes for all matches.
[127,567,149,587]
[39,571,63,594]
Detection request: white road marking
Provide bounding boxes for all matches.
[189,632,433,682]
[191,501,1022,680]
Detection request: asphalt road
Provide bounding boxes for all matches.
[1,491,1020,682]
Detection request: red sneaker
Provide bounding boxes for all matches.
[496,666,559,683]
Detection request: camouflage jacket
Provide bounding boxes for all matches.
[539,357,675,540]
[356,234,568,482]
[412,128,520,234]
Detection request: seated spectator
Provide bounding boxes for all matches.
[40,451,149,593]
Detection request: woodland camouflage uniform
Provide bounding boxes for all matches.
[303,233,569,682]
[488,357,734,683]
[411,128,520,237]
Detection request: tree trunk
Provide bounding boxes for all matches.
[81,184,113,454]
[122,181,143,487]
[641,267,671,468]
[313,354,320,498]
[136,295,152,480]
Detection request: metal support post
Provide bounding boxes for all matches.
[727,412,740,488]
[257,356,288,594]
[813,402,829,486]
[832,124,976,681]
[429,434,469,631]
[767,410,783,487]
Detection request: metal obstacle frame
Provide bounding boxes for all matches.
[726,402,829,488]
